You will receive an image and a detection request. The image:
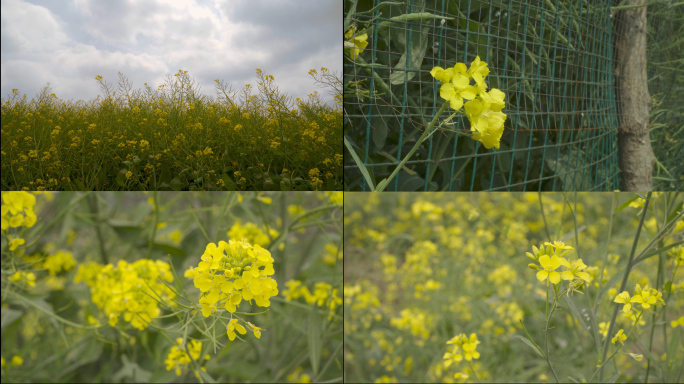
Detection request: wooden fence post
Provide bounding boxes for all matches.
[614,0,655,191]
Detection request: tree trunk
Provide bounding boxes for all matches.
[614,0,655,191]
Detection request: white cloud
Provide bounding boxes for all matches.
[1,0,69,54]
[1,0,341,106]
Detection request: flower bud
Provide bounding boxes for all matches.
[526,252,536,261]
[528,264,539,270]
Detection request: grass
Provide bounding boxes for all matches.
[1,68,342,191]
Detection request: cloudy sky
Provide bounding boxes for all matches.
[1,0,341,106]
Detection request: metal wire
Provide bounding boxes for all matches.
[646,1,683,191]
[344,0,631,191]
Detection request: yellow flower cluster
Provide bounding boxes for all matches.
[611,329,627,345]
[322,243,342,266]
[10,271,36,288]
[614,284,665,313]
[282,280,342,319]
[287,366,312,383]
[1,192,38,228]
[185,239,278,317]
[164,338,209,377]
[1,192,39,247]
[41,250,76,276]
[226,318,262,341]
[326,191,343,205]
[430,56,507,149]
[444,333,481,364]
[74,259,176,330]
[227,221,279,248]
[343,283,382,333]
[0,355,23,368]
[441,333,483,381]
[344,24,368,60]
[389,308,433,344]
[527,241,591,286]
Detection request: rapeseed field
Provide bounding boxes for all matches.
[1,68,341,191]
[344,192,683,383]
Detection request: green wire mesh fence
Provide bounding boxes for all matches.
[344,0,680,191]
[647,2,683,191]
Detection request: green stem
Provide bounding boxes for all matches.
[87,193,108,264]
[544,283,560,383]
[598,192,651,382]
[375,101,449,192]
[539,192,551,240]
[466,359,482,383]
[594,192,617,313]
[645,214,667,383]
[147,191,160,259]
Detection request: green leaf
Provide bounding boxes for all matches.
[344,135,375,191]
[632,241,684,266]
[58,338,103,379]
[666,326,681,380]
[397,171,427,191]
[545,148,592,190]
[280,176,292,191]
[108,220,144,244]
[170,177,183,191]
[605,371,621,383]
[74,179,86,190]
[308,305,322,376]
[389,26,429,85]
[372,112,389,150]
[1,308,23,330]
[112,354,152,382]
[615,196,638,213]
[117,169,128,188]
[198,368,217,383]
[151,242,186,257]
[221,173,237,191]
[564,295,599,349]
[513,335,544,357]
[374,12,456,34]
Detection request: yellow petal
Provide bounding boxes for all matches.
[536,270,549,281]
[538,255,552,269]
[449,96,464,111]
[549,271,561,284]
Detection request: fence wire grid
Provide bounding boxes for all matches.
[343,0,682,191]
[647,1,683,191]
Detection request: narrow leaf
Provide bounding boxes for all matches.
[513,335,544,357]
[344,136,375,191]
[308,305,322,376]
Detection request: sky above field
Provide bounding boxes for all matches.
[0,0,341,106]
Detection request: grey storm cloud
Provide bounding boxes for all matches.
[0,0,341,106]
